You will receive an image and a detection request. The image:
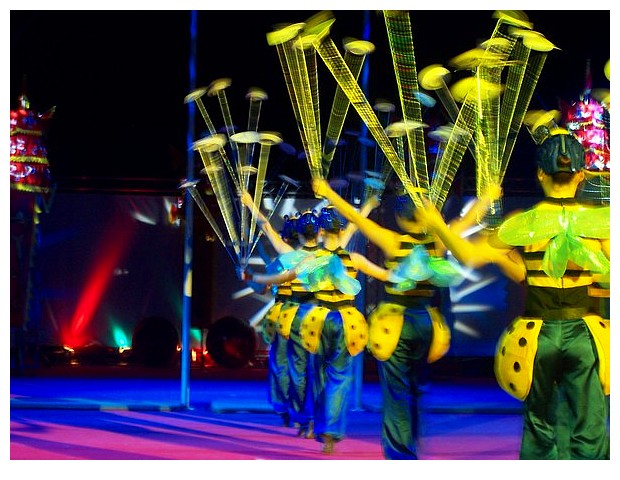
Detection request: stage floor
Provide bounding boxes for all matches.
[9,365,525,461]
[8,365,614,470]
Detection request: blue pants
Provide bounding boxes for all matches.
[377,306,432,459]
[267,333,290,417]
[287,303,315,428]
[313,311,354,443]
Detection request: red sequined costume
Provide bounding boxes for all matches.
[10,95,54,193]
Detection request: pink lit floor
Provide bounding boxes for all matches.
[10,366,525,461]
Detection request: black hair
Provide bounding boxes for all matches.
[536,133,585,177]
[296,210,319,239]
[318,206,345,233]
[394,193,416,220]
[280,214,299,241]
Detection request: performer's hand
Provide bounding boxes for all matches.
[240,190,253,208]
[312,178,332,198]
[366,194,381,211]
[482,183,502,204]
[236,266,253,282]
[416,198,445,232]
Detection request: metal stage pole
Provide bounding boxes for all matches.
[351,10,372,412]
[180,10,199,408]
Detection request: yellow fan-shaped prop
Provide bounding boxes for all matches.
[492,10,533,30]
[418,64,451,91]
[508,28,559,52]
[450,77,505,103]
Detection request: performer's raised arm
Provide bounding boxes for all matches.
[240,190,293,255]
[339,194,381,249]
[313,178,402,259]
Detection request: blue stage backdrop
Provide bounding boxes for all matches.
[31,191,537,362]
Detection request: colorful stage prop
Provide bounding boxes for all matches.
[184,82,288,271]
[10,93,55,372]
[269,10,549,224]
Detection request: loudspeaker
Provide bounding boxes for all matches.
[132,316,179,368]
[206,316,256,368]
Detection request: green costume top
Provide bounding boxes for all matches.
[498,197,610,318]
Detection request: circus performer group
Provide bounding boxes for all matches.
[182,10,610,459]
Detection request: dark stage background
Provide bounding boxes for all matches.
[9,9,611,372]
[22,190,531,369]
[10,9,611,191]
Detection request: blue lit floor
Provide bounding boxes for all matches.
[10,366,526,461]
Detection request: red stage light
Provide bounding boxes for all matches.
[63,213,136,346]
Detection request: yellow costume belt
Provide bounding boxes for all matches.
[494,314,610,400]
[261,301,283,344]
[366,302,450,363]
[299,304,368,356]
[275,301,303,339]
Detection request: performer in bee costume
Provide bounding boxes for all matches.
[280,210,322,439]
[247,205,393,454]
[240,193,318,438]
[246,208,322,438]
[418,131,610,459]
[241,191,380,435]
[313,178,498,459]
[247,213,300,427]
[307,206,394,454]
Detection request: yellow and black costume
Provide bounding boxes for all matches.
[275,211,321,438]
[495,196,610,459]
[368,231,451,459]
[260,216,298,427]
[299,207,367,453]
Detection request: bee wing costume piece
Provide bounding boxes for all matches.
[260,255,298,343]
[369,241,461,363]
[498,204,610,279]
[295,250,367,356]
[273,249,316,339]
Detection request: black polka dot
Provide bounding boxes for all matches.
[526,321,535,329]
[513,362,521,372]
[518,337,527,347]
